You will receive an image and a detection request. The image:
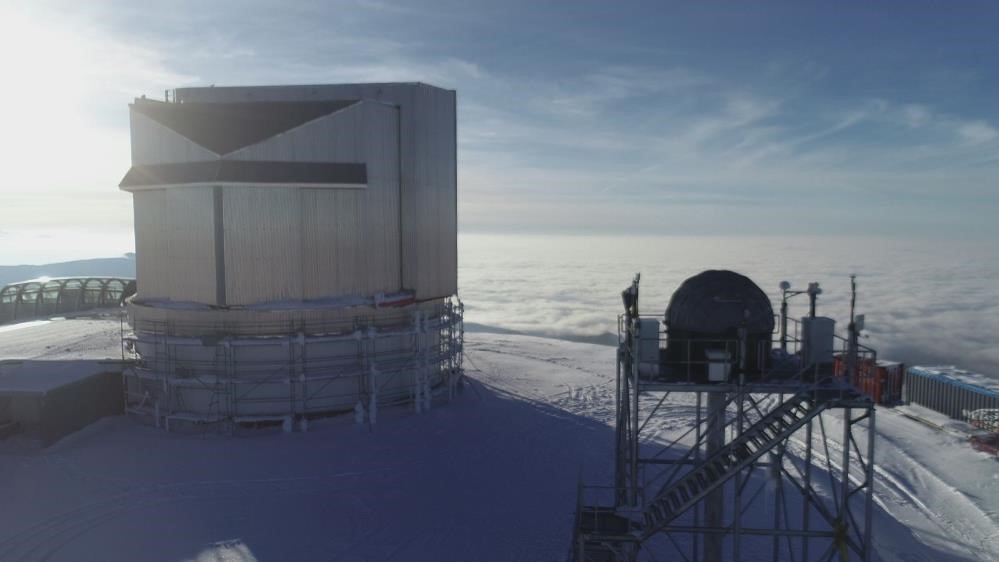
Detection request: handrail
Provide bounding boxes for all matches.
[783,315,877,357]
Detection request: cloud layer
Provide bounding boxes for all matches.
[3,230,995,381]
[459,233,999,378]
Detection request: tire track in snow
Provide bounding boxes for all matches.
[547,371,999,559]
[0,472,390,561]
[465,339,612,382]
[783,418,998,560]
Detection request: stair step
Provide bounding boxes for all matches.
[643,393,822,531]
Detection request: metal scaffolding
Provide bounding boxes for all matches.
[573,277,877,562]
[121,298,464,432]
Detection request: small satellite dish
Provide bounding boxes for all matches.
[779,281,791,291]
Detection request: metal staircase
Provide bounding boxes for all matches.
[641,392,829,538]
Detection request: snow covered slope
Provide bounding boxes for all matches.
[0,324,996,561]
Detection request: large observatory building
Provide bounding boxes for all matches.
[119,83,462,429]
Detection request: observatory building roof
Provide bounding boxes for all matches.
[130,99,359,155]
[666,270,775,335]
[119,161,367,190]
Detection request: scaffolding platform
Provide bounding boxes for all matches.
[122,298,464,432]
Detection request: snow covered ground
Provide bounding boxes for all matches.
[0,319,996,561]
[0,314,124,361]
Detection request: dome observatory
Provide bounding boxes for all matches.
[664,270,774,381]
[119,83,462,430]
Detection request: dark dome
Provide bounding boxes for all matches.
[666,270,775,336]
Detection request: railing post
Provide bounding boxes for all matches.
[631,316,641,506]
[780,295,788,353]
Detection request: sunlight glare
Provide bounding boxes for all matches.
[0,5,185,200]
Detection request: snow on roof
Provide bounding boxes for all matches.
[0,360,120,395]
[909,365,999,395]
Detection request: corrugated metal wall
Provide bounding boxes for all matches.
[129,112,219,164]
[133,187,217,303]
[130,109,219,304]
[302,189,364,297]
[227,101,401,302]
[405,85,458,300]
[128,84,456,305]
[905,367,999,425]
[221,187,303,304]
[174,83,458,301]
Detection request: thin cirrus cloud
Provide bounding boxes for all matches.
[1,0,997,241]
[0,3,193,205]
[458,65,998,233]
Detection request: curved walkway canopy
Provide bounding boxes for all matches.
[0,277,136,324]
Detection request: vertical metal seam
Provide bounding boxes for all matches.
[453,89,458,298]
[214,185,227,306]
[396,103,404,290]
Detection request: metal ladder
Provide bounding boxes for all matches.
[642,392,828,538]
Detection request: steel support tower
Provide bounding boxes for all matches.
[573,276,877,562]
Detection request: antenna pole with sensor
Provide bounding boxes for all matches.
[846,275,864,383]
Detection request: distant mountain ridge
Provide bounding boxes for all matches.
[0,255,136,286]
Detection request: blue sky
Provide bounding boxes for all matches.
[2,0,998,240]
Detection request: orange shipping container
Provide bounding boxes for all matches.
[832,354,903,405]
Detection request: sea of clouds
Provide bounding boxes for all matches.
[459,233,999,378]
[2,229,996,379]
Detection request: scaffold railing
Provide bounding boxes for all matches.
[121,298,464,432]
